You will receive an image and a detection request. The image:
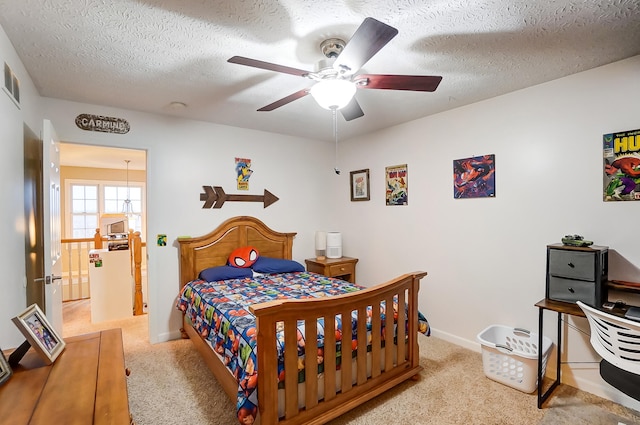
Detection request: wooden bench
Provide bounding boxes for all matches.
[0,328,131,424]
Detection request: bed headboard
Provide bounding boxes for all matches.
[178,216,296,288]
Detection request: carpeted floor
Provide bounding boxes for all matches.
[63,300,640,425]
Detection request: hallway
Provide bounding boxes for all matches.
[62,299,147,340]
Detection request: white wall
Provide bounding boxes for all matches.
[334,55,640,409]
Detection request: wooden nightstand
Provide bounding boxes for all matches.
[305,256,358,283]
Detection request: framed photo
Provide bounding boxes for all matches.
[0,349,11,386]
[453,154,495,199]
[385,164,408,206]
[12,304,65,364]
[350,169,370,201]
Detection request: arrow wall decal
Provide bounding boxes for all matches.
[200,186,279,209]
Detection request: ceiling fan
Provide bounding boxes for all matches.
[228,17,443,121]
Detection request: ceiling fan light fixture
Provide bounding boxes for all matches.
[309,79,356,110]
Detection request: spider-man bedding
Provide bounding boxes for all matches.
[176,271,430,424]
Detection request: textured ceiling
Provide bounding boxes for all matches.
[1,0,639,143]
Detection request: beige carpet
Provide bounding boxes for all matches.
[63,300,640,425]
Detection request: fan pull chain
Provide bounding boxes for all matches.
[333,108,340,175]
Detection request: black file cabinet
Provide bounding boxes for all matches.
[545,243,608,307]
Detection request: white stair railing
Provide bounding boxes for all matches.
[61,229,146,303]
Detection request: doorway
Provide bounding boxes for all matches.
[58,143,147,333]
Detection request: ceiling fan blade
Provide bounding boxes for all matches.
[333,17,398,76]
[355,74,443,92]
[257,89,310,111]
[228,56,310,77]
[341,98,364,121]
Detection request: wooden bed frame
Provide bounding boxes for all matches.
[178,216,427,425]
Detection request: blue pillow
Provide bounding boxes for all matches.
[199,265,253,282]
[252,256,305,274]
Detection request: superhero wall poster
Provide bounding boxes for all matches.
[603,128,640,201]
[385,164,408,205]
[453,154,495,199]
[235,157,253,190]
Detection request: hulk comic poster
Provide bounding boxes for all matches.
[603,128,640,201]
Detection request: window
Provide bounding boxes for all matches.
[66,180,145,239]
[70,184,99,238]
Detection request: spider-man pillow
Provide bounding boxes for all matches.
[228,246,259,268]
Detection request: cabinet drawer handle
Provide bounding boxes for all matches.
[568,287,575,293]
[568,262,575,268]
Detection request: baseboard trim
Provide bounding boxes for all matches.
[430,328,481,353]
[155,329,183,343]
[569,373,640,412]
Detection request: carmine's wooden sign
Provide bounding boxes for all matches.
[75,114,130,134]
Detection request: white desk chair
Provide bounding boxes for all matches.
[577,301,640,401]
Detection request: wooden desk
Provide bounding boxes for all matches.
[536,280,640,407]
[0,328,131,425]
[534,299,585,408]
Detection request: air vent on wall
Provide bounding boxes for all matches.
[3,62,20,108]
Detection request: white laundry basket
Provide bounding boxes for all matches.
[477,325,553,393]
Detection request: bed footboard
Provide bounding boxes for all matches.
[250,271,427,425]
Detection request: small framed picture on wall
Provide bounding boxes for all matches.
[350,169,370,201]
[385,164,408,206]
[453,154,495,199]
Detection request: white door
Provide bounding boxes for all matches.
[42,119,63,333]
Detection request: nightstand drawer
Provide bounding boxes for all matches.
[305,257,358,283]
[329,262,354,277]
[548,250,596,281]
